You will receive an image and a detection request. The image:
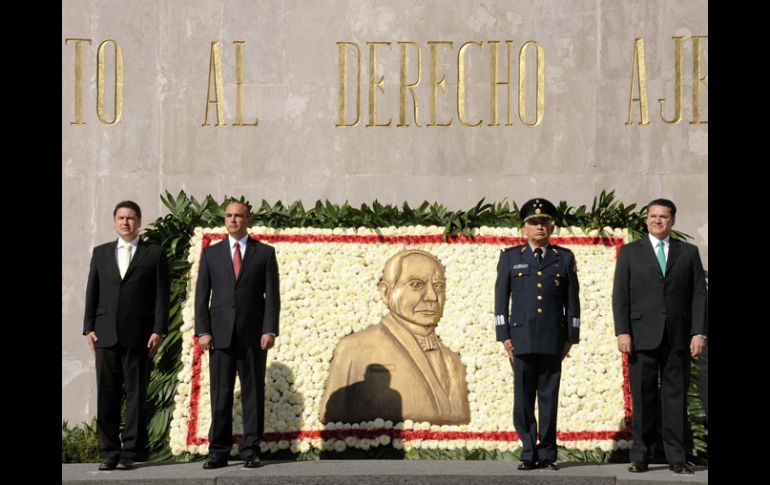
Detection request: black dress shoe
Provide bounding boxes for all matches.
[116,458,135,470]
[202,458,228,469]
[98,459,117,471]
[628,462,649,472]
[539,460,559,470]
[517,461,539,470]
[669,463,694,474]
[243,457,261,468]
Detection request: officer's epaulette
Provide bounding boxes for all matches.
[501,244,523,253]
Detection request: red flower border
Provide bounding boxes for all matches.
[186,232,631,446]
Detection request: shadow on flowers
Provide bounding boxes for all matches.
[256,362,306,456]
[320,364,405,459]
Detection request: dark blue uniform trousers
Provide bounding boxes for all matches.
[511,353,562,463]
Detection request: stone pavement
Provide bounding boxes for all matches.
[63,460,708,484]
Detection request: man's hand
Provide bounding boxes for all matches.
[617,333,633,354]
[85,331,98,356]
[502,339,514,361]
[198,334,213,352]
[261,333,276,351]
[561,342,573,360]
[690,335,706,357]
[147,332,164,358]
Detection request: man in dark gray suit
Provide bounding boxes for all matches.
[495,198,580,471]
[83,200,170,471]
[612,199,707,475]
[195,200,280,469]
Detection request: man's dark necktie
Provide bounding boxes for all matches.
[534,247,543,264]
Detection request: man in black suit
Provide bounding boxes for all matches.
[83,200,170,471]
[495,198,580,471]
[612,199,707,475]
[195,200,280,469]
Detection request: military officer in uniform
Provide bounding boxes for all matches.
[494,198,580,471]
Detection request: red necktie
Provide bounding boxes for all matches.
[233,242,242,278]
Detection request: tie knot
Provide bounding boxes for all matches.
[658,240,664,248]
[234,242,240,250]
[534,248,543,256]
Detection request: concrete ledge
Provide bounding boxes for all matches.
[62,461,708,485]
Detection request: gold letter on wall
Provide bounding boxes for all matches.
[428,41,452,127]
[518,41,544,127]
[626,38,650,125]
[96,40,123,125]
[233,41,258,126]
[203,41,226,127]
[690,35,708,124]
[457,41,483,127]
[337,42,362,127]
[658,37,684,124]
[65,38,92,125]
[367,42,392,127]
[488,40,513,127]
[398,42,422,127]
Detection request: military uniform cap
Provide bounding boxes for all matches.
[520,198,557,224]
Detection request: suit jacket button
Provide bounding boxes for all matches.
[537,308,543,313]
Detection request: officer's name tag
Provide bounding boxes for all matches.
[572,317,580,328]
[512,263,528,269]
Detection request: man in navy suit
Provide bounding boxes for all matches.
[495,198,580,471]
[613,199,707,475]
[195,200,280,469]
[83,200,170,471]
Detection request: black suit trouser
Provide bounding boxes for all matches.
[95,345,149,461]
[208,332,268,460]
[511,353,562,463]
[629,337,690,464]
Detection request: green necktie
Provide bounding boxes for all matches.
[656,240,666,275]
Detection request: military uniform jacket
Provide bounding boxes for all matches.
[494,244,580,355]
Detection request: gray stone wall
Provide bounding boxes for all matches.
[62,0,707,424]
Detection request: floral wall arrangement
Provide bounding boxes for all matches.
[170,225,631,457]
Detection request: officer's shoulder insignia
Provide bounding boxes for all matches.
[551,244,574,255]
[501,245,521,253]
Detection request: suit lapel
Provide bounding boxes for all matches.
[541,245,557,269]
[665,239,681,277]
[238,237,258,284]
[215,237,237,283]
[520,245,538,268]
[109,241,122,280]
[639,238,662,274]
[381,314,451,414]
[122,241,148,280]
